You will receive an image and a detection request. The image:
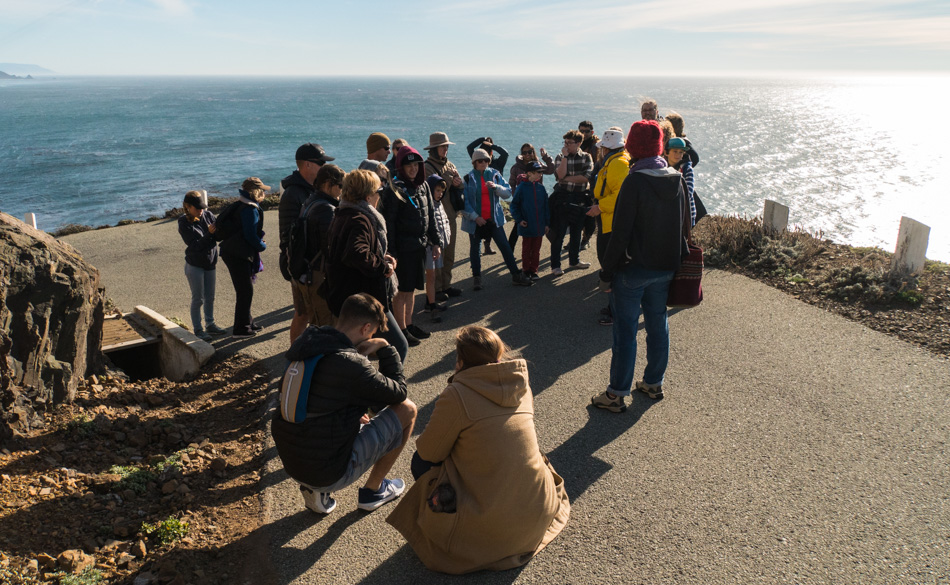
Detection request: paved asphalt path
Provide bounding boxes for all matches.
[65,211,949,585]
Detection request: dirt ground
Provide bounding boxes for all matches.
[0,354,279,585]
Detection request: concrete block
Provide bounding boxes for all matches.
[891,216,930,275]
[25,213,37,229]
[763,200,789,232]
[133,305,214,381]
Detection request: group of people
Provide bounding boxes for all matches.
[177,99,700,573]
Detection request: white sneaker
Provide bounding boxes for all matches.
[552,267,564,277]
[569,261,591,270]
[299,485,336,514]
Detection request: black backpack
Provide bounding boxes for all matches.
[286,198,331,285]
[212,200,243,242]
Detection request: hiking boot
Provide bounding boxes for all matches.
[423,301,447,313]
[636,380,664,400]
[206,324,227,335]
[406,324,430,339]
[591,390,626,413]
[473,276,482,291]
[402,329,421,346]
[569,261,591,270]
[551,267,564,277]
[357,478,405,511]
[300,485,336,514]
[442,287,462,297]
[512,273,534,287]
[484,244,496,255]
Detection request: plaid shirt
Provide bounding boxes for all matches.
[554,151,593,193]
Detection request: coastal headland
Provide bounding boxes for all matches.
[44,211,950,584]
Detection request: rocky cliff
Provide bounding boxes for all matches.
[1,212,105,442]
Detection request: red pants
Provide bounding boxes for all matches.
[521,236,543,274]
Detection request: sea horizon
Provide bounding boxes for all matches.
[2,75,948,260]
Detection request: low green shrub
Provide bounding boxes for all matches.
[142,517,189,544]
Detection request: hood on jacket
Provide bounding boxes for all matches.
[286,325,354,361]
[281,169,314,191]
[394,146,426,187]
[450,359,529,410]
[425,173,447,194]
[634,167,684,201]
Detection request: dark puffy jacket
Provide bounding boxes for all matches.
[300,190,338,275]
[271,326,407,488]
[602,168,688,273]
[326,205,391,314]
[380,150,442,254]
[178,209,218,270]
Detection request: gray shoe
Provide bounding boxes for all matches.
[195,331,213,342]
[591,391,626,412]
[636,380,664,400]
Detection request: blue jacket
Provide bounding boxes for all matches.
[510,181,550,238]
[460,168,512,235]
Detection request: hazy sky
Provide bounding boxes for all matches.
[1,0,948,76]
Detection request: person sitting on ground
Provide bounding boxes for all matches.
[271,292,418,515]
[386,325,570,574]
[422,175,452,322]
[178,190,225,341]
[380,146,443,346]
[461,149,534,290]
[510,161,550,281]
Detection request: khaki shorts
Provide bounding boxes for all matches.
[291,278,334,327]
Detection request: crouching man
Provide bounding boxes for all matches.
[271,292,417,514]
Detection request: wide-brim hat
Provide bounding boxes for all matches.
[424,132,455,150]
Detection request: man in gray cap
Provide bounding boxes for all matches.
[423,132,465,298]
[280,142,335,343]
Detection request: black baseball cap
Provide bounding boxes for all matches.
[295,143,334,163]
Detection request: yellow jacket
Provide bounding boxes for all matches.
[594,149,631,233]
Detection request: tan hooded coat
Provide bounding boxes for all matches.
[386,359,570,574]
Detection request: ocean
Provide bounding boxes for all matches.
[1,75,948,260]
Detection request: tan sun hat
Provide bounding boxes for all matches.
[241,177,272,192]
[424,132,455,150]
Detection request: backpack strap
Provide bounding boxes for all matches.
[279,355,323,423]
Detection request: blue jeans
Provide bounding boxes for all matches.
[184,262,216,333]
[468,224,519,277]
[608,265,674,396]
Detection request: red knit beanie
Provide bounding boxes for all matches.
[625,120,663,159]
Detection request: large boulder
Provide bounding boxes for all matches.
[1,212,104,441]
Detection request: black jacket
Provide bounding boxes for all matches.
[271,326,407,488]
[279,171,316,251]
[178,210,218,270]
[380,178,442,254]
[603,168,688,273]
[301,190,338,274]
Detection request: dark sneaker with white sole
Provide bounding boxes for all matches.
[357,478,405,511]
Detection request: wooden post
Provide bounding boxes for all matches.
[24,213,37,229]
[891,216,930,275]
[763,200,789,232]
